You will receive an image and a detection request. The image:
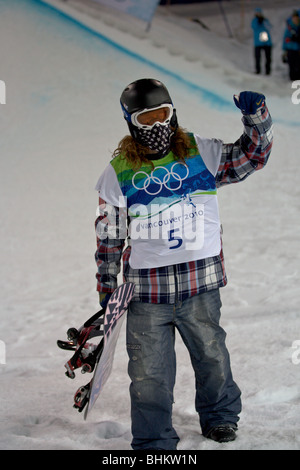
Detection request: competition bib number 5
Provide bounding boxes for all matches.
[129,201,205,251]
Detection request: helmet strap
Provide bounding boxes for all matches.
[170,108,178,132]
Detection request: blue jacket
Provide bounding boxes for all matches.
[251,17,272,47]
[282,17,300,51]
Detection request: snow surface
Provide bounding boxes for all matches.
[0,0,299,451]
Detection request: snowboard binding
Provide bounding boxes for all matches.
[57,283,135,416]
[57,308,106,409]
[74,383,91,412]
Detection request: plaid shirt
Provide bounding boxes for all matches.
[95,106,273,304]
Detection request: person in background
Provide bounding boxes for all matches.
[95,78,273,450]
[251,7,273,75]
[282,10,300,80]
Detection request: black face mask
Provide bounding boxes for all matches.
[134,123,173,155]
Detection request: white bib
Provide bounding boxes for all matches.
[95,134,223,269]
[128,193,221,268]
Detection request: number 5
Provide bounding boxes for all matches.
[168,228,183,249]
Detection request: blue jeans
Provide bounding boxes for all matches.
[126,289,241,450]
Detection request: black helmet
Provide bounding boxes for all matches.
[120,78,178,137]
[121,78,172,116]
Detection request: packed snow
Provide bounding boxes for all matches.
[0,0,299,451]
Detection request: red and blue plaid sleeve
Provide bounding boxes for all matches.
[216,104,273,187]
[95,197,126,294]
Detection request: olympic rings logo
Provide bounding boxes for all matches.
[132,162,189,195]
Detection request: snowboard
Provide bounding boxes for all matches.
[57,282,135,419]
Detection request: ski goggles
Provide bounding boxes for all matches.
[131,103,173,130]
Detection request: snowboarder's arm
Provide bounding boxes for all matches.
[95,197,127,307]
[216,95,273,187]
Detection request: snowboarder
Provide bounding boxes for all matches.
[94,78,273,450]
